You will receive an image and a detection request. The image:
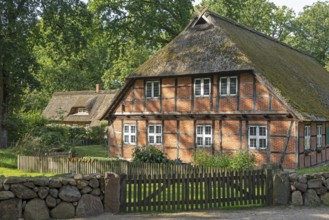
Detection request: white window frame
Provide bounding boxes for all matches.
[148,124,162,145]
[248,125,267,149]
[196,125,212,147]
[304,125,311,150]
[123,124,136,145]
[194,78,211,97]
[317,125,322,148]
[145,81,160,98]
[220,76,238,96]
[75,107,88,115]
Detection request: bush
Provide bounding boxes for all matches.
[68,127,87,145]
[86,124,107,146]
[194,149,255,170]
[133,145,169,163]
[15,125,71,156]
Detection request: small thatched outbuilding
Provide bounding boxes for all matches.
[43,90,117,127]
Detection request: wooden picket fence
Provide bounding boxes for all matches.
[122,169,272,212]
[18,155,245,176]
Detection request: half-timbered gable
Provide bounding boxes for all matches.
[102,10,329,169]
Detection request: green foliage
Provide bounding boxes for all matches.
[68,127,87,145]
[86,124,107,146]
[0,148,17,169]
[15,125,70,156]
[6,110,47,143]
[194,149,255,170]
[133,145,169,163]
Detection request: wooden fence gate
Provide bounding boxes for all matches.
[122,169,272,212]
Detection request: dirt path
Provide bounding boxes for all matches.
[74,206,329,220]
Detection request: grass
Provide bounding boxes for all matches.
[296,164,329,175]
[73,144,108,157]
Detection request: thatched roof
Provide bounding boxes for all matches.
[43,90,117,126]
[129,10,329,120]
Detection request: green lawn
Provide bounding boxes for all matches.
[296,164,329,175]
[73,144,108,157]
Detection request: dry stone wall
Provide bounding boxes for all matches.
[289,172,329,206]
[0,174,105,220]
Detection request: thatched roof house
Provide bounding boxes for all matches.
[43,90,117,127]
[102,10,329,121]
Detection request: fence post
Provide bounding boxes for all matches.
[119,173,127,212]
[104,172,122,214]
[265,168,273,206]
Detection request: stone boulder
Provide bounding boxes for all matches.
[49,179,62,188]
[307,178,323,189]
[0,198,22,220]
[50,202,75,219]
[3,177,26,184]
[59,185,81,202]
[11,184,37,199]
[24,198,49,220]
[273,172,290,205]
[294,182,307,192]
[77,180,89,189]
[76,194,104,217]
[33,177,49,186]
[304,189,321,206]
[291,191,303,205]
[38,187,49,199]
[0,191,15,200]
[81,186,93,194]
[49,188,59,198]
[46,195,57,208]
[89,178,99,189]
[320,193,329,206]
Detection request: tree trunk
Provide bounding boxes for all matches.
[0,69,8,148]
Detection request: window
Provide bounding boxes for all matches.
[148,124,162,145]
[75,107,88,115]
[317,125,322,148]
[123,125,136,145]
[220,76,238,96]
[304,125,311,150]
[196,125,212,147]
[194,78,210,97]
[248,126,267,149]
[145,81,160,98]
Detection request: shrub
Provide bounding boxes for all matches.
[15,125,71,156]
[68,127,87,145]
[86,124,107,146]
[133,145,169,163]
[194,149,256,170]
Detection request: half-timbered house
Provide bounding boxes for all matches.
[102,10,329,169]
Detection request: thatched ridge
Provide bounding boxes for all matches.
[43,90,117,126]
[129,10,329,120]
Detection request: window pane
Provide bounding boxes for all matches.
[149,136,154,144]
[203,79,210,96]
[153,81,160,97]
[229,77,237,95]
[305,137,310,149]
[156,136,162,144]
[250,138,257,148]
[220,78,227,95]
[131,136,136,143]
[250,127,256,136]
[156,125,162,134]
[197,137,203,145]
[146,82,152,98]
[124,126,129,133]
[259,139,267,148]
[205,126,211,135]
[124,135,129,143]
[195,79,201,96]
[205,137,211,145]
[131,126,136,134]
[259,127,266,136]
[317,126,322,135]
[149,125,154,134]
[197,126,203,135]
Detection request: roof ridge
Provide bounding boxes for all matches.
[206,10,314,59]
[54,90,118,96]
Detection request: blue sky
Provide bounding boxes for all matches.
[193,0,325,14]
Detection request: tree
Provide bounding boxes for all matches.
[0,0,39,148]
[88,0,194,88]
[198,0,295,41]
[287,1,329,66]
